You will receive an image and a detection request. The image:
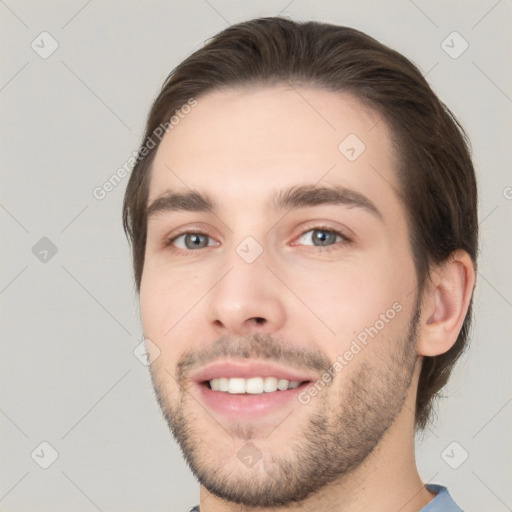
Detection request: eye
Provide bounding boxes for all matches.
[297,228,346,248]
[164,227,348,254]
[169,232,217,250]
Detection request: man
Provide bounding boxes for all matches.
[123,17,477,511]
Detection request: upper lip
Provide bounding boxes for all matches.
[190,359,317,384]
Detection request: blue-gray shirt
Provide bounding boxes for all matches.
[422,484,464,511]
[187,483,463,511]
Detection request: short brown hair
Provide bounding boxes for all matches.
[122,17,478,430]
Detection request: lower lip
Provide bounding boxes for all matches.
[194,382,310,421]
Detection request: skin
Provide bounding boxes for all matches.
[139,85,475,511]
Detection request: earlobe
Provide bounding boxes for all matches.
[418,250,476,357]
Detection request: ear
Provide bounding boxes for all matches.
[417,250,476,357]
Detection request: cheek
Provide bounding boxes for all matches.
[140,277,180,372]
[139,267,177,340]
[286,250,415,347]
[139,262,212,340]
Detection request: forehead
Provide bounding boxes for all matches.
[148,85,401,217]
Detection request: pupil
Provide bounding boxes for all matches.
[314,230,335,246]
[186,234,207,249]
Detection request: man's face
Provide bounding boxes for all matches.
[140,86,420,506]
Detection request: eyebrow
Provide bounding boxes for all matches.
[146,184,383,221]
[271,184,383,220]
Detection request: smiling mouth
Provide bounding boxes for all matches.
[202,376,311,394]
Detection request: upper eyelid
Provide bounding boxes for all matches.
[170,231,219,245]
[168,226,348,248]
[301,226,345,237]
[292,227,348,246]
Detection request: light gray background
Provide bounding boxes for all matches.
[1,1,511,511]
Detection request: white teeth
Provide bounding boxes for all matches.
[245,377,264,394]
[263,377,278,392]
[277,379,289,391]
[227,378,245,394]
[208,377,302,394]
[218,378,229,392]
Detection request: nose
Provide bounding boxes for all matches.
[206,247,286,336]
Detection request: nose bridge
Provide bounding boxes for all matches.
[206,233,286,333]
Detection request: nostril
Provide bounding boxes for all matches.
[253,317,266,325]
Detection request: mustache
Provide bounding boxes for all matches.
[176,332,332,384]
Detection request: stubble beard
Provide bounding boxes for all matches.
[149,307,420,507]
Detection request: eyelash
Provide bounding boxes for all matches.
[164,226,351,256]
